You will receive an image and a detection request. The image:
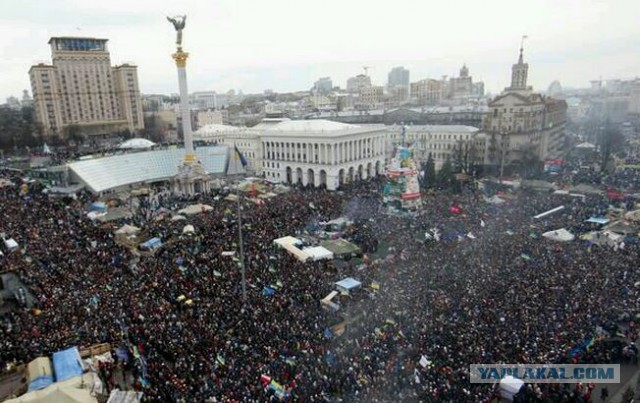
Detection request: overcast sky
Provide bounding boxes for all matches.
[1,0,639,100]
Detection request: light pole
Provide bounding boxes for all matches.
[236,189,247,305]
[499,131,507,180]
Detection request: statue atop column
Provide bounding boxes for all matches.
[166,15,187,49]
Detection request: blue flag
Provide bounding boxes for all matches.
[234,145,248,167]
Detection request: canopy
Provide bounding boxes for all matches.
[273,236,301,248]
[89,202,107,213]
[605,221,638,235]
[336,277,362,293]
[542,228,575,242]
[182,225,195,234]
[499,375,524,401]
[6,373,97,403]
[118,138,156,149]
[483,195,506,204]
[5,238,18,250]
[178,204,214,215]
[52,347,83,382]
[107,391,143,403]
[273,236,309,262]
[140,237,162,250]
[320,239,361,257]
[586,216,609,225]
[27,357,53,392]
[625,210,640,222]
[304,246,334,261]
[114,224,140,236]
[575,142,596,149]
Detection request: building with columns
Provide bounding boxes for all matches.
[260,120,386,190]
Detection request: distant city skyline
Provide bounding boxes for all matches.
[1,0,639,100]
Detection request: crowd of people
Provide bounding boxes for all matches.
[0,171,639,402]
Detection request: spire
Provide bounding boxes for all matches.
[507,35,530,92]
[518,35,527,64]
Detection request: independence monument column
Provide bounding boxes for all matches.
[167,15,209,195]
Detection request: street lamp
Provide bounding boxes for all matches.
[236,187,247,305]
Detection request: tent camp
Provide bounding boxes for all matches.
[27,357,53,392]
[542,228,575,242]
[5,373,97,403]
[178,204,214,215]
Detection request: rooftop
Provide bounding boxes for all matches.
[68,146,228,193]
[261,119,385,137]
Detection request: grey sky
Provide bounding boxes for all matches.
[1,0,639,100]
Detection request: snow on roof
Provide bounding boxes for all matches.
[268,119,359,132]
[262,119,384,137]
[118,138,156,149]
[397,125,480,133]
[197,124,243,134]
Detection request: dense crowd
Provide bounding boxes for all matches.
[0,173,639,402]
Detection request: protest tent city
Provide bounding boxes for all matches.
[542,228,575,242]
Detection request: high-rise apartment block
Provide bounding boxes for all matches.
[387,66,410,89]
[29,37,144,138]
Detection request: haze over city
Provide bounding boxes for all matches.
[1,0,639,99]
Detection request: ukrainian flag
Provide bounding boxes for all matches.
[234,145,248,167]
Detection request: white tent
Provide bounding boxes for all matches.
[178,204,214,215]
[4,238,18,250]
[114,224,140,236]
[499,375,524,401]
[484,195,506,204]
[182,225,195,234]
[117,138,156,149]
[542,228,575,242]
[304,246,334,261]
[5,373,97,403]
[170,214,186,221]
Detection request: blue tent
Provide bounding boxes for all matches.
[140,237,162,250]
[52,346,83,382]
[90,201,107,213]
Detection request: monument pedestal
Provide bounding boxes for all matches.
[173,154,211,195]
